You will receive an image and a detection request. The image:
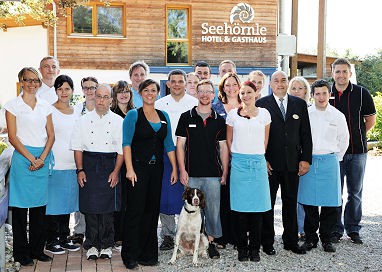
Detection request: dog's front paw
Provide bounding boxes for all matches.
[168,257,176,264]
[192,258,199,266]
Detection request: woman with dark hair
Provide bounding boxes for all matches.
[212,72,241,249]
[111,80,134,118]
[4,67,55,266]
[226,80,271,262]
[45,75,81,254]
[111,80,134,249]
[121,79,177,269]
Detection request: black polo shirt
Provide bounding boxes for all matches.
[175,106,226,177]
[330,82,376,154]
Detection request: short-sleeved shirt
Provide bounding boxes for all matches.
[37,82,58,104]
[70,110,123,155]
[176,106,226,177]
[4,95,52,147]
[330,83,376,154]
[226,107,271,154]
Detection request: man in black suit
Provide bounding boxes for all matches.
[256,71,312,255]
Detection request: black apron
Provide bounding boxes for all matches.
[80,151,121,214]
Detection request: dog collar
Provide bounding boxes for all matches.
[184,206,196,213]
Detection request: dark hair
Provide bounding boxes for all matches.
[331,58,351,70]
[81,76,98,88]
[218,72,241,104]
[111,80,134,110]
[138,79,160,94]
[194,61,211,73]
[311,79,331,95]
[54,75,74,90]
[168,69,187,81]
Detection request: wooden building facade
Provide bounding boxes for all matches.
[48,0,278,73]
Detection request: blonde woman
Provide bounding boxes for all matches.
[288,76,311,104]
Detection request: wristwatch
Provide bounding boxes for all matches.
[76,169,84,174]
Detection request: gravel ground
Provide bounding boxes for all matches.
[4,156,382,271]
[158,155,382,272]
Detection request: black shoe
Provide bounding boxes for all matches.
[330,232,342,244]
[45,243,66,255]
[159,236,174,251]
[32,253,53,262]
[263,246,276,255]
[138,260,159,266]
[208,243,220,259]
[284,244,306,254]
[68,233,84,245]
[249,250,260,262]
[302,241,318,251]
[124,260,139,269]
[348,232,363,244]
[237,248,249,262]
[322,242,336,252]
[15,256,34,266]
[299,232,306,242]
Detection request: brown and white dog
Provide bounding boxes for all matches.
[169,187,209,265]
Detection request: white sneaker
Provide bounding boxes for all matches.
[99,247,112,259]
[86,247,99,260]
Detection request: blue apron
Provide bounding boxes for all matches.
[9,146,53,208]
[46,169,79,215]
[298,153,341,207]
[230,153,271,212]
[160,151,183,215]
[79,151,121,214]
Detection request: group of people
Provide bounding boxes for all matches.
[3,56,376,269]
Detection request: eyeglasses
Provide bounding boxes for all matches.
[23,78,40,84]
[83,86,97,91]
[118,90,131,94]
[197,90,214,95]
[95,95,111,100]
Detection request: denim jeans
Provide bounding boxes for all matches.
[297,203,305,234]
[334,153,367,235]
[188,177,222,238]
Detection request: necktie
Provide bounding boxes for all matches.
[279,98,286,120]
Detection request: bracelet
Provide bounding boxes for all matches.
[76,169,84,174]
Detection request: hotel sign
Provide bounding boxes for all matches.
[201,3,267,43]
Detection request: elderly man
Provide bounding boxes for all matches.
[70,84,124,260]
[37,56,60,104]
[176,79,229,259]
[256,71,312,255]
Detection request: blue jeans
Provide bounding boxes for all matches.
[188,177,222,238]
[297,203,305,234]
[334,153,367,235]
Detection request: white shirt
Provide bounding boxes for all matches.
[308,104,349,161]
[226,108,271,154]
[4,95,52,147]
[37,82,58,104]
[74,101,93,116]
[51,106,81,170]
[155,93,198,145]
[273,93,288,113]
[70,110,123,155]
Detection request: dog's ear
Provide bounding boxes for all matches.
[182,187,189,200]
[199,191,206,209]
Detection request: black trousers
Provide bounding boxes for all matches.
[303,205,337,244]
[121,161,163,265]
[235,211,263,251]
[83,212,114,250]
[45,214,70,245]
[114,164,127,242]
[262,170,299,249]
[12,206,46,260]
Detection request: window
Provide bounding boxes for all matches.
[166,6,191,65]
[67,2,126,38]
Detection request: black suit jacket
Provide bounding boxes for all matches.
[256,94,312,172]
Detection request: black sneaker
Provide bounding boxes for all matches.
[159,236,174,251]
[68,233,84,245]
[208,243,220,259]
[322,242,336,252]
[348,232,363,244]
[45,244,65,255]
[330,232,342,244]
[302,241,318,251]
[61,241,80,252]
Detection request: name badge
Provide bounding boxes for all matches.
[189,124,196,127]
[161,120,167,124]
